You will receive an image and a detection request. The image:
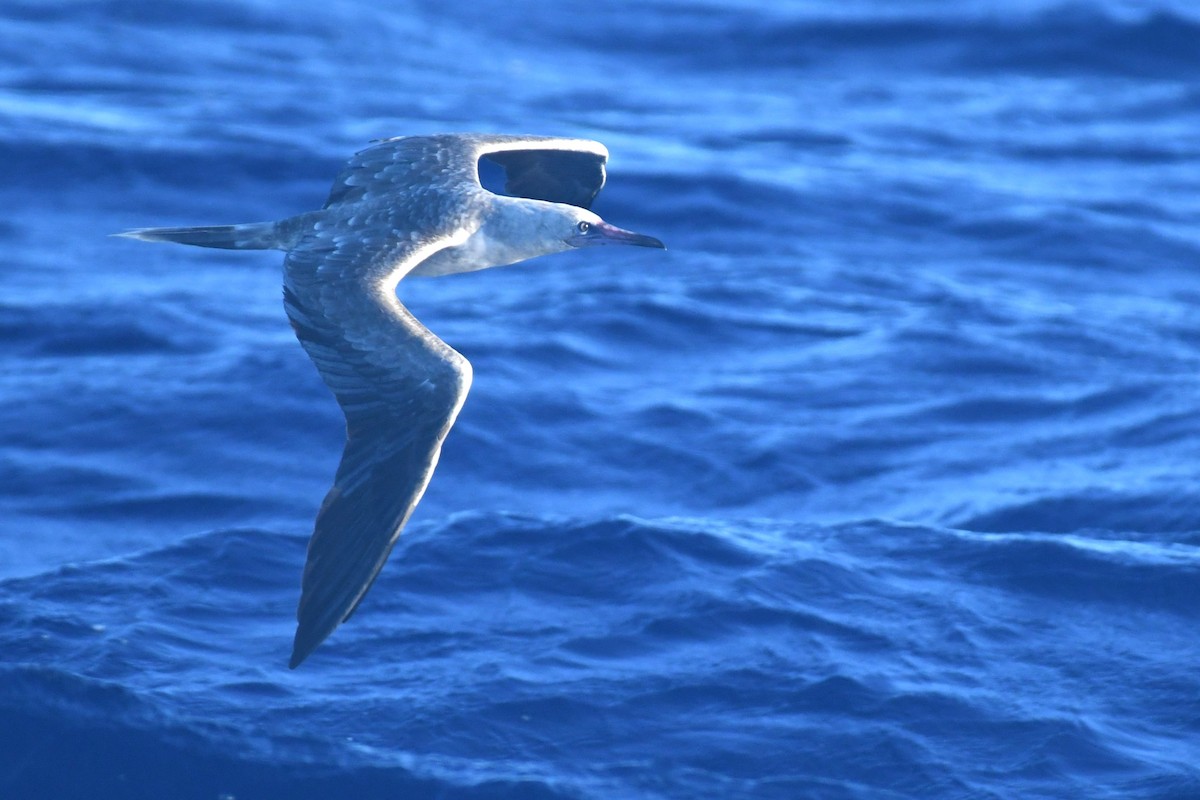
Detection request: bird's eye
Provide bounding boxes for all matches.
[577,221,591,234]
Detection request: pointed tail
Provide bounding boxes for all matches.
[114,221,283,250]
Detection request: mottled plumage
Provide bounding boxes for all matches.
[118,133,664,667]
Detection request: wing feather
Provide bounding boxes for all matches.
[481,148,606,208]
[284,225,472,668]
[324,134,608,211]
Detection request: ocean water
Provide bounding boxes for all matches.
[2,0,1199,798]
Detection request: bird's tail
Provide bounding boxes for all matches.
[114,220,284,250]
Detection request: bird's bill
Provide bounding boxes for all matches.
[570,221,666,249]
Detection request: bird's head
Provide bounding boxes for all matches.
[474,198,665,272]
[556,206,666,251]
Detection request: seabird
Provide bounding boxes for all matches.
[118,133,665,667]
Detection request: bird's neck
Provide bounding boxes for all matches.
[410,197,569,277]
[480,197,572,265]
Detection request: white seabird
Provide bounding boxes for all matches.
[118,133,665,667]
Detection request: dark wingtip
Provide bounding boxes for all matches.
[289,622,329,669]
[289,596,351,668]
[289,635,317,669]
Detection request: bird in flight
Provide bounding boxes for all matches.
[118,133,665,667]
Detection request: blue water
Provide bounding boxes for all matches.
[2,1,1199,797]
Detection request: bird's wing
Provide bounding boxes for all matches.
[283,222,473,668]
[323,134,609,211]
[477,138,608,209]
[322,134,480,209]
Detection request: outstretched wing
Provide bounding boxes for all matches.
[283,225,473,668]
[480,146,607,209]
[323,134,609,211]
[322,135,480,209]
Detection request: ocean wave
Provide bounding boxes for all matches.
[3,515,1198,797]
[0,300,208,358]
[541,6,1200,78]
[4,0,1200,796]
[956,490,1200,537]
